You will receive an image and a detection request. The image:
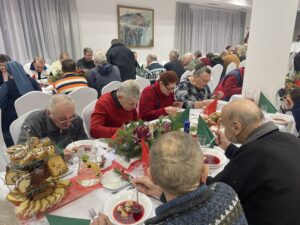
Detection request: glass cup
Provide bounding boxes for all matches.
[77,146,101,187]
[245,89,256,102]
[134,162,147,178]
[198,135,207,148]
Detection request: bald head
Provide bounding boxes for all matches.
[221,99,264,143]
[182,52,193,66]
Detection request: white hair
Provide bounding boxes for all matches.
[117,80,141,100]
[94,50,107,65]
[47,94,74,112]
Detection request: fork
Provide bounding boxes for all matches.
[88,208,97,220]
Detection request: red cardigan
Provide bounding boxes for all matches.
[139,82,174,121]
[90,92,138,138]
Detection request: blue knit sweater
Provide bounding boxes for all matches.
[145,182,247,225]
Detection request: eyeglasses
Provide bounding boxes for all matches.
[56,115,77,124]
[199,77,211,84]
[164,84,176,92]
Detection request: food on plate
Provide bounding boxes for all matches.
[32,186,55,200]
[99,155,107,169]
[34,147,49,161]
[44,145,56,155]
[6,144,26,154]
[27,137,40,148]
[30,165,50,187]
[39,137,52,146]
[16,174,31,193]
[114,167,132,182]
[204,154,221,165]
[208,112,221,123]
[20,151,35,165]
[5,170,28,185]
[71,144,92,153]
[47,155,68,177]
[6,190,28,203]
[113,200,144,223]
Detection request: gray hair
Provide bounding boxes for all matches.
[47,94,74,112]
[94,50,107,65]
[193,66,211,78]
[117,80,141,100]
[33,56,45,64]
[235,44,247,59]
[150,131,203,196]
[169,49,180,60]
[147,54,157,62]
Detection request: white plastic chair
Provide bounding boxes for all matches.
[239,60,246,68]
[208,64,223,92]
[226,62,237,75]
[229,94,243,102]
[14,91,51,117]
[0,109,7,172]
[101,81,122,95]
[9,109,40,144]
[68,87,98,117]
[180,70,193,82]
[136,77,150,91]
[82,100,97,138]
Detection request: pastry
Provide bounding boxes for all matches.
[27,137,40,148]
[44,145,56,155]
[15,199,30,216]
[32,200,42,213]
[40,198,50,212]
[16,174,31,193]
[10,149,27,163]
[5,170,28,185]
[19,151,35,165]
[40,137,52,146]
[47,155,68,177]
[30,167,47,187]
[32,186,54,200]
[6,190,28,204]
[34,147,48,161]
[46,195,57,207]
[7,145,26,155]
[56,179,71,188]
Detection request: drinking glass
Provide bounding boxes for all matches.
[245,89,256,101]
[77,146,101,187]
[198,135,207,148]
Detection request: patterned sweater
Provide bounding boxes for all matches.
[175,76,212,108]
[53,73,88,94]
[145,183,247,225]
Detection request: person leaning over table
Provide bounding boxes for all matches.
[175,64,223,108]
[139,71,183,121]
[207,99,300,225]
[90,131,248,225]
[0,54,11,85]
[90,80,140,139]
[17,94,88,157]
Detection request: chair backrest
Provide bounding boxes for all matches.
[15,91,51,117]
[226,62,237,74]
[136,77,151,91]
[180,70,193,82]
[229,94,243,102]
[0,109,7,172]
[68,87,98,117]
[239,60,246,68]
[9,109,40,144]
[101,81,122,95]
[209,64,224,92]
[82,99,97,138]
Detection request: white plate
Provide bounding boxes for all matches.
[65,140,95,151]
[202,148,227,169]
[101,170,129,190]
[104,189,153,225]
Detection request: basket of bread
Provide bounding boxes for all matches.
[4,137,70,217]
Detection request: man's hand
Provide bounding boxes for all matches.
[194,100,213,108]
[90,213,112,225]
[215,129,231,150]
[165,106,179,116]
[132,176,163,199]
[63,148,75,161]
[172,101,183,108]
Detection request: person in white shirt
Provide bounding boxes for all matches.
[23,56,52,80]
[51,52,70,76]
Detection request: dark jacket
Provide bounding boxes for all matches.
[164,60,185,79]
[76,58,96,70]
[294,52,300,72]
[291,101,300,133]
[145,183,247,225]
[106,43,136,81]
[208,122,300,225]
[87,63,121,97]
[0,78,40,146]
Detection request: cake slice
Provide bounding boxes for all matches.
[16,174,31,193]
[15,199,30,216]
[40,198,50,212]
[47,155,68,177]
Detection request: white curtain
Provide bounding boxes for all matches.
[0,0,81,64]
[175,2,246,55]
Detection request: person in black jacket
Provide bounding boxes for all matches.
[0,54,11,85]
[106,39,136,81]
[76,47,96,70]
[208,99,300,225]
[164,49,185,79]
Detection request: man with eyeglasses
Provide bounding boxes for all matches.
[17,94,88,153]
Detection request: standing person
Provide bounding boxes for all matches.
[0,61,40,147]
[87,50,121,97]
[77,47,96,70]
[164,49,185,79]
[106,39,136,81]
[208,99,300,225]
[23,56,52,80]
[0,54,11,85]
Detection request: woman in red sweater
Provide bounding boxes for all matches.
[90,80,140,138]
[139,71,182,121]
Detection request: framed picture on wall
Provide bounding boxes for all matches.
[117,5,154,48]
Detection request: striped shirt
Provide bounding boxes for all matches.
[53,73,88,94]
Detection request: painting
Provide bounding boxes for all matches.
[117,5,154,48]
